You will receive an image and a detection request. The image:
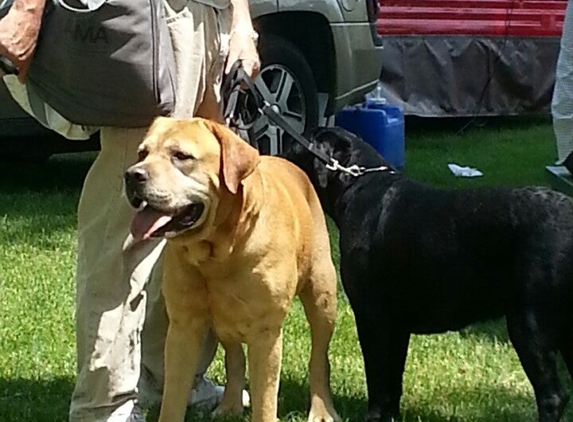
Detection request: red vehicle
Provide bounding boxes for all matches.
[376,0,567,116]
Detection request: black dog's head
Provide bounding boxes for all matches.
[283,126,396,216]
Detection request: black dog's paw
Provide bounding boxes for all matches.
[365,407,400,422]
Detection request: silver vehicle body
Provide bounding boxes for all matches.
[251,0,382,113]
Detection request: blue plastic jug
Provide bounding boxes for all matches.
[335,91,405,170]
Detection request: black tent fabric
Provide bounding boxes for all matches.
[377,35,560,117]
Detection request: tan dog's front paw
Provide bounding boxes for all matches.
[308,400,341,422]
[212,389,250,418]
[212,399,244,417]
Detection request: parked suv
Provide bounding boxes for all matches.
[0,0,383,159]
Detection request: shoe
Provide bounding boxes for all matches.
[189,375,250,410]
[562,150,573,175]
[139,374,250,412]
[189,375,225,411]
[126,406,146,422]
[94,402,145,422]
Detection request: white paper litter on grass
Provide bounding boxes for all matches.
[448,163,483,178]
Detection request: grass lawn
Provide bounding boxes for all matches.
[1,116,572,422]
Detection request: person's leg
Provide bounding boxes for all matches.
[139,259,222,410]
[70,127,166,422]
[195,4,232,123]
[162,0,231,122]
[553,0,573,168]
[138,0,234,409]
[70,2,233,419]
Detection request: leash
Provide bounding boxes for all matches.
[222,61,259,131]
[222,61,395,177]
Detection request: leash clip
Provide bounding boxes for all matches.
[325,161,364,177]
[325,159,340,172]
[345,164,365,177]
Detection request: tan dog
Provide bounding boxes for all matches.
[124,117,340,422]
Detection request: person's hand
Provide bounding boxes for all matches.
[225,27,260,79]
[0,4,44,82]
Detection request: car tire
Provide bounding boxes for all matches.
[252,34,319,155]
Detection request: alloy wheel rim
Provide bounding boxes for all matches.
[253,64,307,154]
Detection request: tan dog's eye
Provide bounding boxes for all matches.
[138,149,148,161]
[173,151,194,161]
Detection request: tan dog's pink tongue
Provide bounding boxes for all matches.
[131,207,173,240]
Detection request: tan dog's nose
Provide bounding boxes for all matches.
[124,166,150,209]
[125,166,149,185]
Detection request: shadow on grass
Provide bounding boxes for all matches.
[0,152,95,243]
[184,374,569,422]
[0,376,74,422]
[274,375,565,422]
[405,115,552,137]
[47,370,572,422]
[400,387,536,422]
[460,320,510,344]
[0,152,94,194]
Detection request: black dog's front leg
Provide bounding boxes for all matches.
[354,309,410,422]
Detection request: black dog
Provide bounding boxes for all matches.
[284,127,573,422]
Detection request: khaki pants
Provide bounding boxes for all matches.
[69,2,232,421]
[553,0,573,163]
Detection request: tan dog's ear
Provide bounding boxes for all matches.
[203,120,260,194]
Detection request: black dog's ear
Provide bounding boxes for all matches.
[307,131,336,189]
